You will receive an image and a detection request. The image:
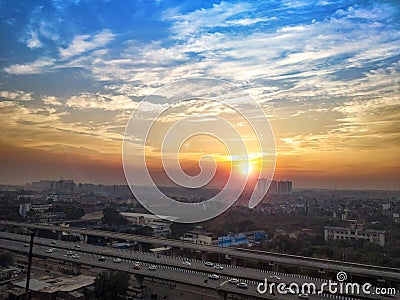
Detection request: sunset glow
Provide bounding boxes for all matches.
[0,1,399,189]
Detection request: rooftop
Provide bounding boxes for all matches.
[324,226,385,234]
[13,275,96,294]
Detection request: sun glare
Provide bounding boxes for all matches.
[238,161,253,176]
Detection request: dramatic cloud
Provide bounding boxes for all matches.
[0,0,398,187]
[4,58,55,75]
[0,90,33,101]
[59,29,115,59]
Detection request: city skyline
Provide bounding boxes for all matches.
[0,0,399,189]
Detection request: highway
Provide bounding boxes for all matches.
[0,237,296,300]
[1,220,399,283]
[1,231,398,299]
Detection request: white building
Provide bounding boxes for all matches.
[393,213,399,223]
[324,222,385,247]
[120,212,176,224]
[19,203,53,218]
[182,230,213,245]
[120,212,172,236]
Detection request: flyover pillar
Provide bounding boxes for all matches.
[134,274,144,288]
[201,251,208,261]
[231,256,237,266]
[171,247,179,257]
[73,262,81,274]
[218,290,227,300]
[269,262,279,272]
[138,242,143,252]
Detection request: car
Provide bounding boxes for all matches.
[204,262,214,267]
[298,294,309,299]
[214,264,223,270]
[51,241,57,245]
[46,248,54,253]
[23,244,29,248]
[208,274,220,280]
[98,256,106,261]
[148,265,157,271]
[237,282,248,289]
[66,251,74,256]
[75,244,80,248]
[113,258,122,263]
[270,275,281,280]
[285,287,296,295]
[71,254,79,259]
[132,263,141,270]
[228,278,239,284]
[182,261,191,266]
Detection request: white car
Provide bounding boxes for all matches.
[208,274,220,280]
[237,282,248,289]
[75,244,80,248]
[132,262,141,270]
[270,275,281,280]
[71,254,79,259]
[148,265,157,271]
[51,241,57,245]
[228,278,239,284]
[214,264,223,270]
[285,287,296,295]
[182,261,191,266]
[204,262,214,267]
[113,258,122,263]
[66,251,74,256]
[298,294,309,299]
[46,248,54,253]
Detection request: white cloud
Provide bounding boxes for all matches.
[66,93,138,111]
[26,31,43,49]
[59,29,115,59]
[4,58,55,75]
[226,16,278,26]
[43,96,62,106]
[0,90,33,101]
[166,1,254,37]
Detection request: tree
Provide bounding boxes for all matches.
[136,226,153,236]
[94,271,130,300]
[0,251,14,267]
[65,208,85,220]
[102,208,128,226]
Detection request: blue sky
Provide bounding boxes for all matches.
[0,0,399,188]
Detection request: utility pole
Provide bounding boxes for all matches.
[25,229,35,300]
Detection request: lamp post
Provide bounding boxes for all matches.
[25,229,36,300]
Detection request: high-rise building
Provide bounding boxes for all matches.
[256,179,293,195]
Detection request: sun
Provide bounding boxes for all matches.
[238,161,254,176]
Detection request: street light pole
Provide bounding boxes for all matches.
[25,229,35,300]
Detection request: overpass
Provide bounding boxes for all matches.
[0,232,343,300]
[1,221,400,284]
[3,232,396,300]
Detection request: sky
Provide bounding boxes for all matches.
[0,0,399,189]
